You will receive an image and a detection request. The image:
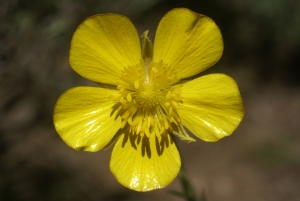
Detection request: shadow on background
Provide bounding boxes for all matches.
[1,0,300,201]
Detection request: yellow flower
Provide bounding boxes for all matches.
[54,8,244,191]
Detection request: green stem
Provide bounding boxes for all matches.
[178,165,197,201]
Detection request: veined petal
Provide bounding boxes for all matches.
[70,14,141,85]
[110,134,181,191]
[178,74,244,141]
[153,8,223,79]
[54,87,121,151]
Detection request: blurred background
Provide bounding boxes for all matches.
[1,0,300,200]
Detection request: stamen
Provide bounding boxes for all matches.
[166,91,172,99]
[120,97,127,105]
[134,80,139,89]
[126,93,132,102]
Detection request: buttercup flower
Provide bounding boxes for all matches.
[54,8,244,191]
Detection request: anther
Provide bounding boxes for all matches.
[134,80,139,89]
[120,97,127,105]
[166,91,172,99]
[126,93,132,102]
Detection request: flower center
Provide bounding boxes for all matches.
[108,31,195,158]
[109,60,192,157]
[135,85,161,108]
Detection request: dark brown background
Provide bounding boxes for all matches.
[1,0,300,200]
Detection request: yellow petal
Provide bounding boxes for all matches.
[178,74,244,141]
[70,14,141,85]
[110,133,181,191]
[153,8,223,79]
[54,87,121,151]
